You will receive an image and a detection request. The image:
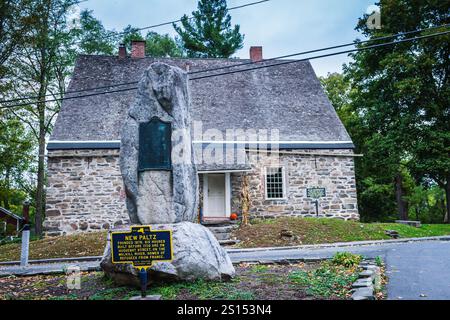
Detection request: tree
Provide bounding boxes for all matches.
[120,25,144,52]
[5,0,81,236]
[145,32,183,58]
[344,0,449,222]
[117,26,184,58]
[0,111,35,210]
[0,0,35,79]
[71,9,118,55]
[173,0,244,58]
[320,72,398,222]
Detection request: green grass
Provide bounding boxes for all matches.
[233,217,450,248]
[0,231,107,262]
[288,252,361,299]
[135,278,255,300]
[289,264,358,298]
[380,223,450,238]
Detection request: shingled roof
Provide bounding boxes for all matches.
[49,54,353,148]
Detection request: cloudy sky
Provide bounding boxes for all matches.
[78,0,378,77]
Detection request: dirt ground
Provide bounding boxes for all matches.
[0,262,359,300]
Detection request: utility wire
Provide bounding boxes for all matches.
[131,0,271,32]
[1,29,449,109]
[2,0,271,104]
[189,30,450,80]
[2,24,447,104]
[189,23,450,75]
[72,0,270,45]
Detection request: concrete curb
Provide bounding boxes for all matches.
[0,261,101,277]
[226,235,450,253]
[0,256,102,266]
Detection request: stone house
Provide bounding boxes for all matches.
[44,41,358,236]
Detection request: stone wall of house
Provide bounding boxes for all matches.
[44,148,358,236]
[44,149,129,236]
[244,150,359,220]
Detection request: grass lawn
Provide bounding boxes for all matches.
[0,259,363,300]
[0,232,107,262]
[0,218,449,261]
[232,217,450,248]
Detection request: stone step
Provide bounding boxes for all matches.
[207,225,237,234]
[204,223,239,242]
[211,232,232,241]
[219,239,240,246]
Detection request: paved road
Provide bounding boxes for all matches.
[2,240,449,300]
[228,240,450,300]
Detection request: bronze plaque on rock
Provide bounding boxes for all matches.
[138,117,172,171]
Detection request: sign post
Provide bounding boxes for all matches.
[306,188,326,217]
[20,224,30,267]
[138,268,147,298]
[110,225,173,300]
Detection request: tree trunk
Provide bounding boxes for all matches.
[4,169,10,210]
[34,88,46,237]
[445,175,450,224]
[395,173,408,221]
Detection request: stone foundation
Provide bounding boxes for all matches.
[44,148,358,236]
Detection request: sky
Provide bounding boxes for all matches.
[77,0,379,77]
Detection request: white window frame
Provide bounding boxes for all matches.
[264,166,287,200]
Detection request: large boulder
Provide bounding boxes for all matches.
[120,62,198,225]
[100,222,235,287]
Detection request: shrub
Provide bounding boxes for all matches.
[375,256,384,267]
[331,252,362,268]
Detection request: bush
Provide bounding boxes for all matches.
[331,252,362,268]
[289,263,360,298]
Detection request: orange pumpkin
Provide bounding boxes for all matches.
[230,213,238,220]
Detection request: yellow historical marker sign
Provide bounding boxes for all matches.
[111,225,173,269]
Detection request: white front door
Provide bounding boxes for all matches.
[203,173,231,218]
[207,174,226,217]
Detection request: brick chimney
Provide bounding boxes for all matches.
[118,43,127,59]
[131,40,146,58]
[250,46,263,62]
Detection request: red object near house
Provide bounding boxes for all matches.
[0,207,23,234]
[230,213,238,220]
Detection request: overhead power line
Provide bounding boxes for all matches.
[128,0,271,33]
[189,30,450,80]
[1,29,449,109]
[189,24,450,75]
[2,24,448,105]
[72,0,271,45]
[2,0,271,105]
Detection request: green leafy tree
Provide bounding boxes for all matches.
[344,0,449,222]
[0,112,35,210]
[173,0,244,58]
[145,32,183,57]
[120,25,144,52]
[0,0,35,80]
[118,27,184,58]
[71,9,118,55]
[5,0,81,236]
[320,72,397,222]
